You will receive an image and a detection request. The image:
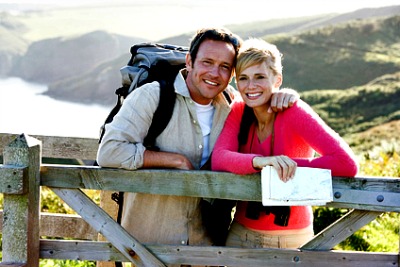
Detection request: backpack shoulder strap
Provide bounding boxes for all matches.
[143,79,176,150]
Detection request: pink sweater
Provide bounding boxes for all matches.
[212,100,358,230]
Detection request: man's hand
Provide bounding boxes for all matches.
[269,88,300,113]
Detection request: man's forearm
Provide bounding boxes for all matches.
[143,150,194,170]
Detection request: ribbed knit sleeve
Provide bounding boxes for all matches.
[277,100,359,177]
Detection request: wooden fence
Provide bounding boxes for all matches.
[0,132,399,267]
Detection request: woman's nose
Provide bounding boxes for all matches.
[248,79,257,89]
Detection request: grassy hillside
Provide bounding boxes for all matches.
[270,15,400,91]
[301,72,400,153]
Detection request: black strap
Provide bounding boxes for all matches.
[143,80,176,150]
[238,105,256,145]
[245,202,290,227]
[242,106,291,226]
[98,86,129,144]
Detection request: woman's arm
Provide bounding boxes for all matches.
[286,101,359,177]
[212,102,262,174]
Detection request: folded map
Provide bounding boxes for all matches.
[261,166,333,206]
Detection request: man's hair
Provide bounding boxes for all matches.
[189,27,242,65]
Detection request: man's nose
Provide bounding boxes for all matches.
[209,65,220,77]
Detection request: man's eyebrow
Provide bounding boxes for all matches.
[202,57,232,65]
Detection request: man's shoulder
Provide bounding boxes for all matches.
[126,81,161,101]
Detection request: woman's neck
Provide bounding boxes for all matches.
[253,105,275,143]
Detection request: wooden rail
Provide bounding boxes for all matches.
[0,133,399,266]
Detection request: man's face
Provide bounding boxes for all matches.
[185,39,235,105]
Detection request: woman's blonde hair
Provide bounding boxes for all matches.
[236,38,283,77]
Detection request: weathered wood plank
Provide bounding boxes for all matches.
[2,134,41,267]
[0,133,98,160]
[301,209,382,250]
[40,240,399,267]
[40,240,121,262]
[39,212,97,240]
[40,165,400,210]
[0,165,27,194]
[51,187,165,267]
[0,210,97,240]
[329,176,400,212]
[41,165,262,201]
[0,263,27,267]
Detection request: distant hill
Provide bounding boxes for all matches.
[46,15,399,107]
[9,31,145,84]
[45,54,128,106]
[226,5,400,39]
[0,12,29,76]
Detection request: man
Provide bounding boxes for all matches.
[97,27,298,265]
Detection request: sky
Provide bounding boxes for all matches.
[2,0,399,41]
[3,0,400,24]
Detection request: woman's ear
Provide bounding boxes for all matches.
[275,74,283,88]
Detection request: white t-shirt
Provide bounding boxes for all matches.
[194,101,215,166]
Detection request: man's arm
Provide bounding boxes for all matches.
[143,150,194,170]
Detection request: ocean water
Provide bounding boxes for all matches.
[0,77,110,139]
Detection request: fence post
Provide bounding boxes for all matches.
[1,134,41,267]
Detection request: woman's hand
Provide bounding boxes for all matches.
[252,155,297,182]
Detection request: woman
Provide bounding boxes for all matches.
[211,38,358,249]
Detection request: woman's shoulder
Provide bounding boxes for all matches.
[230,99,246,116]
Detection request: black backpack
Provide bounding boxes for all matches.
[99,43,189,148]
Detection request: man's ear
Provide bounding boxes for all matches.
[185,53,193,71]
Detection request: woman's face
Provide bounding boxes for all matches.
[236,62,282,109]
